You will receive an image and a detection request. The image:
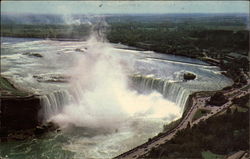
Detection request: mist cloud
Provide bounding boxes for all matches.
[50,33,181,130]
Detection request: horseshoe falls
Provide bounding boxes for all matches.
[0,36,233,159]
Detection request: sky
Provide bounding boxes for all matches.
[1,1,249,15]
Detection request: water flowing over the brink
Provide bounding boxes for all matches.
[130,75,191,111]
[39,90,71,121]
[39,74,191,122]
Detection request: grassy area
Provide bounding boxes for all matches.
[232,94,249,108]
[192,109,211,122]
[216,104,248,116]
[227,91,241,98]
[231,105,248,113]
[241,84,250,91]
[196,91,216,98]
[201,151,224,159]
[0,76,29,97]
[0,77,16,91]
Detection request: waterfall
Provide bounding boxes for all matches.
[39,75,191,122]
[39,90,72,122]
[130,75,191,110]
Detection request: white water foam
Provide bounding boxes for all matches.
[48,35,182,131]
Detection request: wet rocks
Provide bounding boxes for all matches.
[33,74,70,83]
[23,52,43,58]
[75,48,86,53]
[183,73,196,80]
[35,122,60,136]
[7,129,35,141]
[0,122,60,142]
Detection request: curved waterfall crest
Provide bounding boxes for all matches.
[39,90,72,121]
[130,74,191,110]
[39,74,191,122]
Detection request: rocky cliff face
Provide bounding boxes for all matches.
[0,76,43,142]
[1,96,41,131]
[0,95,42,142]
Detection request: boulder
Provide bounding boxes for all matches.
[183,73,196,80]
[35,122,60,136]
[23,52,43,58]
[33,74,70,83]
[75,48,85,53]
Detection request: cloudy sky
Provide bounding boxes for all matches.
[1,1,249,15]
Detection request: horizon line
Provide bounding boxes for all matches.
[2,12,249,16]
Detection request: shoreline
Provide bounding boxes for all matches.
[112,43,249,158]
[1,35,209,60]
[115,82,249,158]
[0,35,235,67]
[114,90,213,158]
[110,40,248,158]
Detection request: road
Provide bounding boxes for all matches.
[115,86,249,159]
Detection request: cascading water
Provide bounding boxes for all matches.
[36,17,183,129]
[47,35,182,130]
[130,75,191,110]
[1,35,233,158]
[39,90,72,121]
[40,72,192,124]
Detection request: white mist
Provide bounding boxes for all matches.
[42,33,182,158]
[51,35,181,130]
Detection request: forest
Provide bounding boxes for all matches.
[145,104,249,158]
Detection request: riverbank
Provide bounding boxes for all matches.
[114,36,249,157]
[0,76,37,141]
[144,93,249,158]
[112,36,249,158]
[115,78,249,158]
[0,76,60,142]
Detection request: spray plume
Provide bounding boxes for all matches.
[50,17,181,131]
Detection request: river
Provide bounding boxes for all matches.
[0,37,233,159]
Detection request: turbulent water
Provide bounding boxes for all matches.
[0,37,233,159]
